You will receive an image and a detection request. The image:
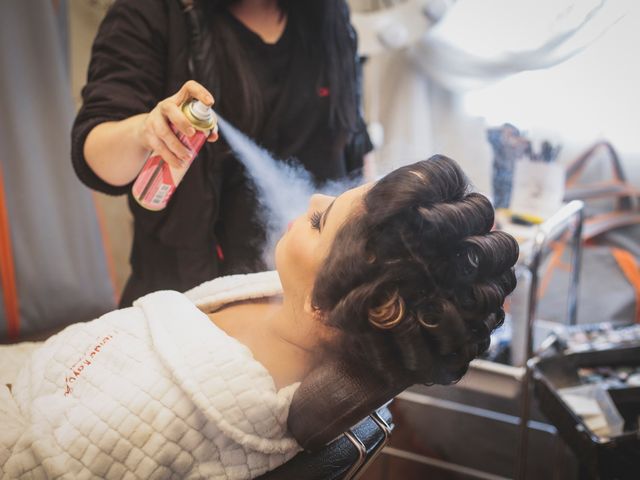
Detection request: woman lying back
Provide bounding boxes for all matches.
[0,155,518,479]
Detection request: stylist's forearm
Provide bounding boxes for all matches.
[83,114,150,187]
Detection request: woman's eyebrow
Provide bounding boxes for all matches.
[321,199,336,231]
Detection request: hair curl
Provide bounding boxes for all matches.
[311,155,519,386]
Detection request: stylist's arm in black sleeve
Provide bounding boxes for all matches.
[85,80,218,188]
[71,0,217,194]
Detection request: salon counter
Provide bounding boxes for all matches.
[363,363,580,479]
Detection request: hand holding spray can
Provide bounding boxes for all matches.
[132,99,217,210]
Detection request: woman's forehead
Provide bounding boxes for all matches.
[325,183,370,229]
[345,182,373,201]
[338,184,369,209]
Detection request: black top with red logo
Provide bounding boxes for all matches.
[71,0,371,307]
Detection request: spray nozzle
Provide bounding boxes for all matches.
[190,100,214,122]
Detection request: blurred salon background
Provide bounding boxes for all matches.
[63,0,640,296]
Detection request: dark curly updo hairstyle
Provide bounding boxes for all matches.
[311,155,519,386]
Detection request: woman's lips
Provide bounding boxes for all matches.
[287,221,293,232]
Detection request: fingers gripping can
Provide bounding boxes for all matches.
[132,99,217,211]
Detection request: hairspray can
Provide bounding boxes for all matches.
[132,99,217,210]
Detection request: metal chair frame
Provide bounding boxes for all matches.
[344,408,393,480]
[514,200,585,479]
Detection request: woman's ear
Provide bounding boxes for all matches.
[304,293,338,344]
[304,293,329,325]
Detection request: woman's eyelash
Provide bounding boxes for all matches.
[310,211,322,231]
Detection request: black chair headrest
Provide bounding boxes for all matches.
[287,360,411,451]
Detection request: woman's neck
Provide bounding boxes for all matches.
[228,0,287,44]
[208,296,323,389]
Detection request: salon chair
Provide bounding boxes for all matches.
[257,361,411,480]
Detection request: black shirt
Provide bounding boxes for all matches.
[218,10,356,181]
[223,11,292,136]
[71,0,371,307]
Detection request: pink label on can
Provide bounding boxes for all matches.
[132,126,208,210]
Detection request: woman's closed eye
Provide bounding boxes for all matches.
[310,211,322,231]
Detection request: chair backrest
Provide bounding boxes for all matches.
[257,406,394,480]
[287,360,411,451]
